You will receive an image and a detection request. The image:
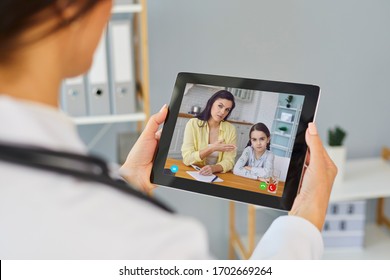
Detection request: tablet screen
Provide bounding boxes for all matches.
[151,73,320,210]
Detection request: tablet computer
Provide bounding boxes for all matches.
[151,73,320,211]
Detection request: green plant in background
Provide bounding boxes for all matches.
[278,126,288,133]
[285,95,293,108]
[328,126,347,146]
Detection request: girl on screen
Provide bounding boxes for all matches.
[181,90,237,176]
[233,122,274,180]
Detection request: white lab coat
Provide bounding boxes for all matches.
[0,96,323,259]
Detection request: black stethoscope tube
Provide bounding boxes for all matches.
[0,143,173,213]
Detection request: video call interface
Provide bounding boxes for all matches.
[163,83,305,197]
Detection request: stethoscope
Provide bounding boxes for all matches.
[0,142,173,213]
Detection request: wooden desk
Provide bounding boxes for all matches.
[328,155,390,230]
[165,158,285,197]
[230,156,390,259]
[378,148,390,228]
[329,158,390,202]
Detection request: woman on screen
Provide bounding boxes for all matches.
[181,90,237,175]
[233,122,274,180]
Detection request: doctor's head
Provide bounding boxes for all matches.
[0,0,113,77]
[197,90,236,123]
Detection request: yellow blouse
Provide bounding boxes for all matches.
[181,118,237,173]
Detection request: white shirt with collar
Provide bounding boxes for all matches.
[0,95,323,259]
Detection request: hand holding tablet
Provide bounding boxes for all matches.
[151,72,320,211]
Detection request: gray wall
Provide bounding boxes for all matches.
[147,0,390,157]
[146,0,390,259]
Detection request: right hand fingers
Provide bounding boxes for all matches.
[221,144,236,151]
[288,123,337,231]
[212,143,236,152]
[155,128,162,140]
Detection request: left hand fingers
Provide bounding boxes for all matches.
[200,166,213,176]
[140,104,168,141]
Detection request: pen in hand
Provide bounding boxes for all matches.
[191,164,201,171]
[191,164,217,181]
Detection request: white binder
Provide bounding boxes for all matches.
[61,75,87,117]
[108,18,136,114]
[87,32,111,116]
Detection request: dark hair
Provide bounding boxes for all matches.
[0,0,100,61]
[246,122,271,150]
[196,90,236,126]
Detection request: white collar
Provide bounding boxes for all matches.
[0,95,86,153]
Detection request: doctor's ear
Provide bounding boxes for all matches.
[55,0,82,23]
[55,0,103,27]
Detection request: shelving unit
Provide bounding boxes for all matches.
[272,131,292,138]
[112,3,142,14]
[229,156,390,260]
[64,0,150,126]
[73,112,146,125]
[322,200,366,248]
[270,105,301,157]
[60,1,151,157]
[322,224,390,259]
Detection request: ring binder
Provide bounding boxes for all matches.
[107,17,136,115]
[87,31,111,116]
[61,76,87,117]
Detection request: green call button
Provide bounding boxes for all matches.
[259,181,267,190]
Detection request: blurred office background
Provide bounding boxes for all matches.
[79,0,390,259]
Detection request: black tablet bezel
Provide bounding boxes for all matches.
[151,72,320,211]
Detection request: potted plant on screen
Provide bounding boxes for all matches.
[278,126,288,135]
[327,126,347,187]
[285,95,293,108]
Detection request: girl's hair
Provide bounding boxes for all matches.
[196,90,235,127]
[0,0,101,61]
[246,122,271,150]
